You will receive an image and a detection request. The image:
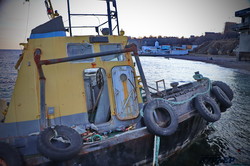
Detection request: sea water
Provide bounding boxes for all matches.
[0,50,21,101]
[0,50,249,165]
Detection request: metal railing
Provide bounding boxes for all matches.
[66,0,120,36]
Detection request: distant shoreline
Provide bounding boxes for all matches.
[168,54,250,75]
[139,53,250,75]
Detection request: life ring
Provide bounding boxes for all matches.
[37,125,82,161]
[212,86,232,109]
[194,95,221,122]
[0,142,23,166]
[212,81,233,101]
[143,98,178,136]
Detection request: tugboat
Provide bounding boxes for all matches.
[0,0,234,165]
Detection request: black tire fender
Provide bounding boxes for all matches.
[143,98,178,136]
[212,81,233,101]
[212,86,232,109]
[0,142,23,166]
[195,95,221,122]
[37,125,82,161]
[220,106,227,113]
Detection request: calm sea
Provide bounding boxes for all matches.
[0,50,249,165]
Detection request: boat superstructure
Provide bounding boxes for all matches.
[0,1,234,166]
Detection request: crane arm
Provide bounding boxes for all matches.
[44,0,59,19]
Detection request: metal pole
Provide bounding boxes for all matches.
[70,14,107,16]
[106,0,112,35]
[67,0,72,36]
[133,52,152,102]
[40,79,47,130]
[113,0,120,35]
[40,46,135,65]
[34,49,47,130]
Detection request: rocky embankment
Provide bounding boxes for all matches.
[194,38,239,56]
[168,54,250,75]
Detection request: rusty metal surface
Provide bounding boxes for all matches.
[27,115,206,166]
[34,49,47,130]
[156,79,167,96]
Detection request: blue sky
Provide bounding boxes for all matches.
[0,0,249,49]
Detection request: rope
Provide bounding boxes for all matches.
[91,134,102,142]
[164,77,211,105]
[140,77,211,118]
[140,108,144,117]
[153,135,160,166]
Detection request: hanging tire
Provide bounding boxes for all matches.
[220,106,227,113]
[0,142,23,166]
[37,125,82,161]
[143,98,178,136]
[212,86,232,108]
[195,95,221,122]
[212,81,233,101]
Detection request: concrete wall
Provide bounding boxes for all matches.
[239,33,250,52]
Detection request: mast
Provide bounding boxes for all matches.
[113,0,120,35]
[66,0,120,36]
[106,0,113,35]
[67,0,72,36]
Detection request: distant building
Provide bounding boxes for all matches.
[141,46,158,54]
[205,32,221,40]
[205,32,216,36]
[233,8,250,61]
[161,45,171,50]
[205,32,221,36]
[224,22,237,34]
[154,41,160,48]
[140,44,197,55]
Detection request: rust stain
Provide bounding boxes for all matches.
[91,62,97,68]
[127,56,131,65]
[122,81,129,101]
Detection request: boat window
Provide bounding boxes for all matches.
[100,44,125,61]
[67,43,94,63]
